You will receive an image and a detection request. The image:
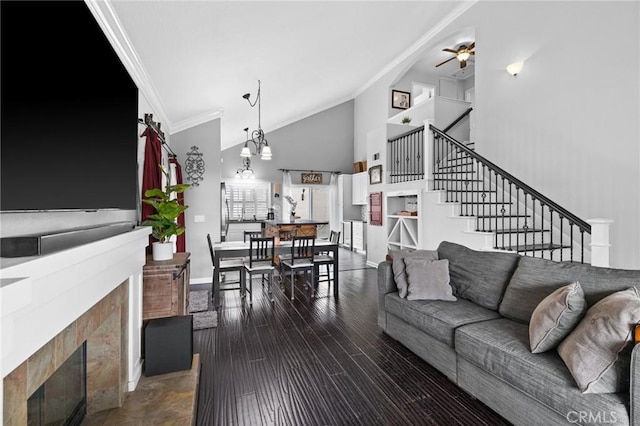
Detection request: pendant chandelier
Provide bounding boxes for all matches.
[235,157,255,179]
[240,80,272,160]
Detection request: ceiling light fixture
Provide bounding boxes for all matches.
[457,51,471,62]
[235,157,255,179]
[241,80,272,160]
[506,61,524,76]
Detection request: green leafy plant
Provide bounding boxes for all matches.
[142,165,190,243]
[401,116,412,124]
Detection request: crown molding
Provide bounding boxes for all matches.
[353,0,478,99]
[84,0,172,132]
[171,109,225,135]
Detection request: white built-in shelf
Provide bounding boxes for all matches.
[386,190,421,250]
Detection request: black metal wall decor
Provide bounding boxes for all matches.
[185,145,205,187]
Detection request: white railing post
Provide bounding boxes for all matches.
[587,218,613,267]
[423,119,435,184]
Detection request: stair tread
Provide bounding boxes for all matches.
[438,163,475,168]
[494,228,549,234]
[446,189,497,193]
[434,179,482,182]
[432,172,477,175]
[458,201,514,205]
[499,243,571,252]
[476,214,530,218]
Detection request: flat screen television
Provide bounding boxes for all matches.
[1,1,139,241]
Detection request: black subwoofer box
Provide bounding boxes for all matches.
[144,315,193,377]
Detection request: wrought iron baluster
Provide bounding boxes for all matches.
[534,201,553,259]
[570,223,575,262]
[559,217,564,262]
[516,187,520,253]
[532,197,536,257]
[549,209,554,261]
[523,193,529,256]
[496,170,504,232]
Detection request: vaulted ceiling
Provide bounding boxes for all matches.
[96,1,471,150]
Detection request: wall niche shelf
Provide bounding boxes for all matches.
[386,190,422,250]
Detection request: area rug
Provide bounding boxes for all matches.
[189,290,218,330]
[189,290,209,313]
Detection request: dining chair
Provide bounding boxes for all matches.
[207,233,245,301]
[243,236,275,304]
[314,230,340,295]
[243,230,263,242]
[280,236,315,300]
[274,229,297,283]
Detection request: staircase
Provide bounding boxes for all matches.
[387,122,595,263]
[431,126,591,262]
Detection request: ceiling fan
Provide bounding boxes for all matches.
[435,42,475,69]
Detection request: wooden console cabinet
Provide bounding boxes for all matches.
[142,252,191,320]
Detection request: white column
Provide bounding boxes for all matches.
[587,218,613,267]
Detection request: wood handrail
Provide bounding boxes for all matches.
[443,107,473,133]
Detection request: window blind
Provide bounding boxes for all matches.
[226,181,271,220]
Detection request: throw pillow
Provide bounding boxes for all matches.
[437,241,520,310]
[405,258,456,301]
[529,282,586,353]
[557,287,640,393]
[390,249,438,298]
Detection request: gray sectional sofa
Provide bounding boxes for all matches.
[377,241,640,426]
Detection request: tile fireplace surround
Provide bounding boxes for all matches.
[1,227,151,424]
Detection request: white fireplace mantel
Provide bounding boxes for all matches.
[1,226,151,413]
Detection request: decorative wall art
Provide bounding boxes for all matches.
[370,192,383,226]
[301,172,323,184]
[369,165,382,185]
[391,90,411,109]
[185,145,205,186]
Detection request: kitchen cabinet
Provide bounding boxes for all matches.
[341,221,352,249]
[351,172,368,205]
[341,220,366,253]
[352,220,366,252]
[142,253,190,320]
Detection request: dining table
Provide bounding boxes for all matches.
[211,238,339,307]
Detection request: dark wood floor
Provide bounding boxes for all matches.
[192,248,511,425]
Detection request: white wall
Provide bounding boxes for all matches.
[170,119,222,282]
[354,1,640,269]
[221,100,355,183]
[470,1,640,268]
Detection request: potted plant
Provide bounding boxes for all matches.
[401,116,412,124]
[142,165,190,261]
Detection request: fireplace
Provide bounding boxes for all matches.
[27,343,86,426]
[1,227,151,424]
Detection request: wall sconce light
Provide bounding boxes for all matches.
[506,61,524,76]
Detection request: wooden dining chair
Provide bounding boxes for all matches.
[280,236,315,300]
[243,236,275,304]
[207,233,244,301]
[243,230,263,242]
[314,230,340,294]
